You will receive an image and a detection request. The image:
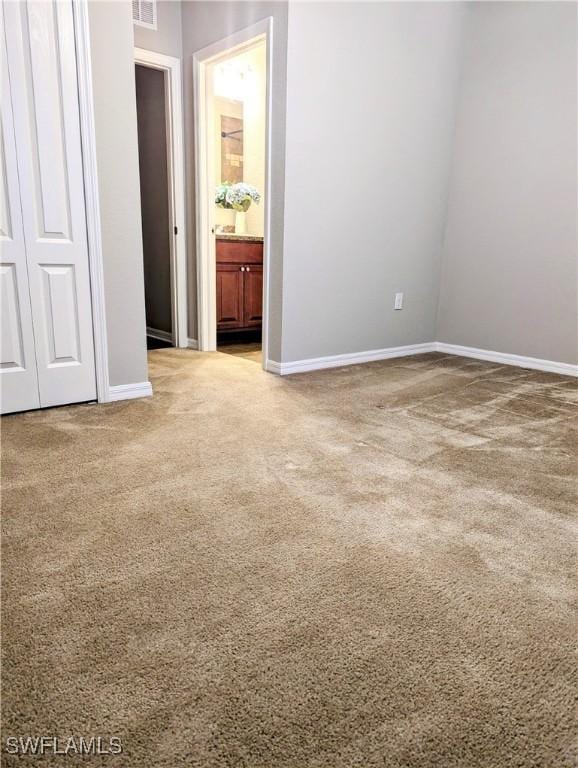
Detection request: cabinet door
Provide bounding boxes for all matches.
[216,264,244,329]
[0,5,41,414]
[243,265,263,328]
[4,1,96,409]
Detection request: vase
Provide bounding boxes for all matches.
[235,211,247,235]
[215,208,235,232]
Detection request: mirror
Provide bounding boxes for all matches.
[220,113,244,183]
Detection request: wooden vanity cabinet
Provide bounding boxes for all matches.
[216,263,244,329]
[216,238,263,332]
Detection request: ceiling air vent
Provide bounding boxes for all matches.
[132,0,157,30]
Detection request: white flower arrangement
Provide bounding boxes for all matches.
[215,182,261,212]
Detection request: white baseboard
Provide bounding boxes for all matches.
[435,342,578,377]
[187,338,199,350]
[265,359,282,374]
[265,341,577,378]
[146,326,173,343]
[270,342,437,376]
[108,381,153,402]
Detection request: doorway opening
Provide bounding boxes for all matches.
[194,20,272,369]
[134,48,187,351]
[212,40,266,363]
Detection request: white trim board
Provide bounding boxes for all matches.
[108,382,153,402]
[266,343,437,375]
[434,343,578,377]
[147,334,197,349]
[73,0,110,403]
[146,326,172,343]
[134,47,188,349]
[107,341,575,401]
[104,342,575,402]
[266,341,577,377]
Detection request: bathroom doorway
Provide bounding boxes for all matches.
[193,21,272,368]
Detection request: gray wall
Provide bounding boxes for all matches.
[281,2,465,362]
[90,1,576,381]
[88,0,148,387]
[181,1,288,359]
[135,65,172,335]
[438,2,578,365]
[133,0,182,57]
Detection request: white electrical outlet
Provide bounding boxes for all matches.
[394,292,404,310]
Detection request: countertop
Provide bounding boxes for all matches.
[215,233,264,243]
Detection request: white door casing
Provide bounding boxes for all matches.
[193,20,273,362]
[0,5,41,414]
[134,47,188,350]
[3,0,96,411]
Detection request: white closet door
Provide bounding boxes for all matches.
[0,6,41,414]
[4,0,96,410]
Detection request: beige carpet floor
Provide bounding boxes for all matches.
[1,350,576,767]
[218,342,262,364]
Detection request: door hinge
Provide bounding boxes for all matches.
[174,225,178,236]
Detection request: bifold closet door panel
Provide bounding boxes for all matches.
[0,6,41,415]
[5,0,96,409]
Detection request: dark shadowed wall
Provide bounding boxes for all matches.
[135,64,172,336]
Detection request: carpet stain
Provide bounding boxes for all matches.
[1,351,576,767]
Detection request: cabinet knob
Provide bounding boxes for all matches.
[246,266,250,272]
[240,266,245,271]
